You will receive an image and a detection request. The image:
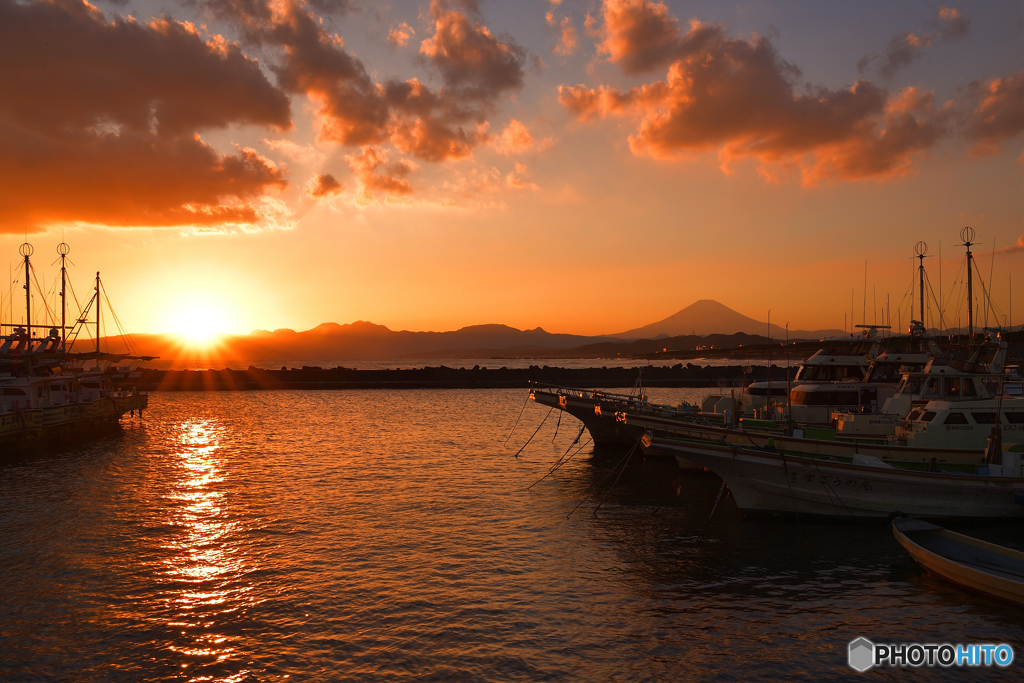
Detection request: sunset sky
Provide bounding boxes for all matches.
[1,0,1022,339]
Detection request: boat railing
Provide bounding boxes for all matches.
[531,382,645,403]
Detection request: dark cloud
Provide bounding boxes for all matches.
[308,172,342,197]
[207,0,526,168]
[419,0,526,103]
[597,0,686,74]
[962,70,1024,156]
[266,3,390,146]
[938,7,970,42]
[858,7,969,79]
[563,2,951,184]
[859,32,932,80]
[0,0,291,231]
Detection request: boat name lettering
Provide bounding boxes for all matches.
[791,472,873,491]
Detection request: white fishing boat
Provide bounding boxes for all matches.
[644,428,1024,518]
[892,517,1024,606]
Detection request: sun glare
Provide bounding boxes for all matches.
[171,302,226,346]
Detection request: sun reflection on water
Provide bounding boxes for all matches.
[162,419,256,681]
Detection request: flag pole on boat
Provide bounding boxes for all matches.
[961,226,975,346]
[57,241,70,354]
[20,241,33,375]
[914,241,928,327]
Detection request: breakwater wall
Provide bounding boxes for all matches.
[117,364,782,391]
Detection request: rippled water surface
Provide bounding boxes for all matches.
[1,389,1021,681]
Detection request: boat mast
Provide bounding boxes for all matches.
[961,227,975,345]
[20,242,32,342]
[914,241,927,327]
[95,271,101,369]
[20,242,33,375]
[58,242,69,354]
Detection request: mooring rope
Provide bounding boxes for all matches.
[512,406,554,459]
[503,391,531,445]
[566,434,644,519]
[695,446,738,543]
[780,450,807,544]
[526,426,590,491]
[592,440,641,517]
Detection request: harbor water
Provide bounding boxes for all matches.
[1,389,1021,681]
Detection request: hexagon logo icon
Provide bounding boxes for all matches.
[848,637,875,672]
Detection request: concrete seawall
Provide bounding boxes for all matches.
[116,364,782,391]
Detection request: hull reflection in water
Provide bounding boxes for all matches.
[0,389,1021,681]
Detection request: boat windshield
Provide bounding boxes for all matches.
[792,365,865,382]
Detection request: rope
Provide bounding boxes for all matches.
[811,458,856,518]
[100,282,136,356]
[780,450,807,544]
[526,426,590,491]
[503,391,531,445]
[511,406,554,459]
[695,446,737,543]
[592,439,640,517]
[566,434,644,519]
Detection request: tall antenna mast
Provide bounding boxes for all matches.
[58,242,70,354]
[20,242,33,342]
[95,271,101,369]
[914,241,928,326]
[961,227,975,345]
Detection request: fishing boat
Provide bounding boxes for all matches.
[644,426,1024,518]
[0,242,152,446]
[891,517,1024,606]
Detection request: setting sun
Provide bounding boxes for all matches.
[170,302,228,346]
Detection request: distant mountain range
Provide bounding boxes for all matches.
[99,300,849,361]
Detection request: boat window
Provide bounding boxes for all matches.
[907,409,922,421]
[1005,412,1024,424]
[973,412,997,424]
[943,377,961,398]
[2,388,27,395]
[921,378,940,398]
[943,412,969,424]
[962,380,977,397]
[920,411,937,422]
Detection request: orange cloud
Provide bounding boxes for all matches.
[562,5,951,184]
[494,119,533,155]
[996,236,1024,255]
[546,11,578,56]
[388,22,415,47]
[963,70,1024,157]
[0,0,291,231]
[345,147,414,203]
[419,0,526,103]
[598,0,687,74]
[307,173,342,197]
[216,0,525,171]
[506,162,539,190]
